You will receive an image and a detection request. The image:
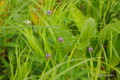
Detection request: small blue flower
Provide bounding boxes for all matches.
[46,53,50,59]
[88,47,93,53]
[58,37,63,42]
[47,10,52,15]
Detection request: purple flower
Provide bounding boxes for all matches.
[46,53,50,59]
[58,37,63,42]
[88,47,93,53]
[47,10,52,15]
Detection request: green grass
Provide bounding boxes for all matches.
[0,0,120,80]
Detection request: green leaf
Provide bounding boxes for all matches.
[100,21,120,40]
[110,53,119,67]
[86,1,99,22]
[70,6,87,32]
[0,37,4,46]
[86,4,93,18]
[5,42,18,47]
[116,67,120,79]
[22,54,45,64]
[0,75,5,80]
[68,68,76,76]
[81,18,96,42]
[0,49,4,54]
[0,57,9,67]
[18,36,26,50]
[113,34,120,57]
[77,41,90,50]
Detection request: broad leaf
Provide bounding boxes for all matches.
[100,21,120,40]
[110,53,119,67]
[70,6,86,32]
[77,41,90,50]
[81,18,96,42]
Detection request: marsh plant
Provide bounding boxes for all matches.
[0,0,120,80]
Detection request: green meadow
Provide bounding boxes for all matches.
[0,0,120,80]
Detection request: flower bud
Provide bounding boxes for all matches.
[88,47,93,53]
[23,20,31,26]
[46,53,50,59]
[58,37,63,42]
[47,10,52,15]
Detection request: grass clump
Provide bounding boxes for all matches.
[0,0,120,80]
